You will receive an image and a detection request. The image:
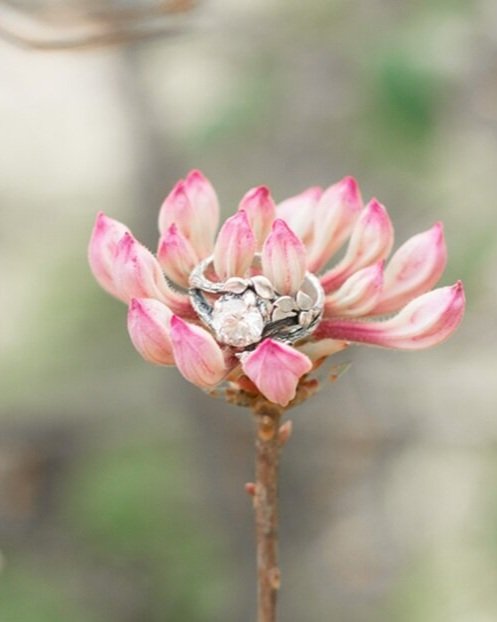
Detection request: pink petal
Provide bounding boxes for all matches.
[238,185,276,248]
[88,212,130,300]
[158,178,190,235]
[114,232,194,317]
[158,170,219,257]
[213,210,256,279]
[170,316,227,388]
[127,298,174,365]
[241,339,313,407]
[276,186,322,245]
[323,261,384,318]
[184,169,219,224]
[262,219,307,295]
[371,222,447,314]
[157,224,199,288]
[315,281,465,350]
[320,198,394,292]
[306,177,363,273]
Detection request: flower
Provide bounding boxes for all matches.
[89,170,465,408]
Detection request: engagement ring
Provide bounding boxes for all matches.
[189,254,324,349]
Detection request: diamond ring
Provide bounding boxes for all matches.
[188,254,324,349]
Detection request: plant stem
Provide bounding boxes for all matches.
[252,401,282,622]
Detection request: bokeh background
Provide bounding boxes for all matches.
[1,1,496,620]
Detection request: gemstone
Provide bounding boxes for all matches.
[211,295,264,348]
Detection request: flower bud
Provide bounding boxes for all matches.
[114,233,193,317]
[372,222,447,314]
[170,316,227,388]
[276,186,322,244]
[127,298,174,365]
[262,219,307,295]
[238,185,276,248]
[158,170,219,257]
[324,261,384,317]
[307,177,362,272]
[316,282,465,350]
[213,210,256,279]
[157,224,199,288]
[320,198,394,292]
[88,212,130,300]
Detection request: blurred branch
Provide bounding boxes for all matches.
[0,0,197,51]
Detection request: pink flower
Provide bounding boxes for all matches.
[89,171,465,408]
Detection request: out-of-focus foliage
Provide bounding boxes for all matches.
[64,441,230,620]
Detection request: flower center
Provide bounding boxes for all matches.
[211,294,265,348]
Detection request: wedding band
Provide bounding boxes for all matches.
[188,254,324,349]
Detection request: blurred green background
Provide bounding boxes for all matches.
[0,1,496,620]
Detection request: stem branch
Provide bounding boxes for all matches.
[252,401,282,622]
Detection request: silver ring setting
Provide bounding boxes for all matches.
[188,254,324,349]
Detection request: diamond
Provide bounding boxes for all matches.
[211,295,264,348]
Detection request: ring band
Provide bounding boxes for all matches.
[189,254,324,349]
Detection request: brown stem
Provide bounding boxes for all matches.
[252,401,283,622]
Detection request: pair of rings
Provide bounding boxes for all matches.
[188,254,324,349]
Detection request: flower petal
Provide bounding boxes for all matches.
[323,261,384,318]
[320,198,394,293]
[241,339,312,407]
[276,186,322,245]
[158,178,190,235]
[238,185,276,248]
[158,170,219,257]
[213,210,256,279]
[184,169,219,225]
[127,298,174,365]
[262,219,307,295]
[88,212,130,300]
[170,316,227,388]
[306,177,363,272]
[114,232,193,317]
[315,281,465,350]
[157,223,199,289]
[371,222,447,314]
